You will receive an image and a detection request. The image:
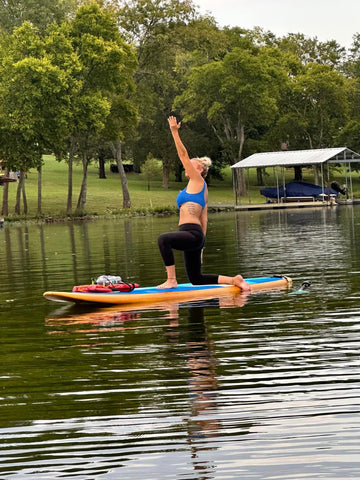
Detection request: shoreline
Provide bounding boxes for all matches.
[1,199,350,226]
[0,207,179,226]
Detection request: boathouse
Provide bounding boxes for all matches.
[231,147,360,207]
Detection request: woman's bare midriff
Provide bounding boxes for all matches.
[178,202,203,227]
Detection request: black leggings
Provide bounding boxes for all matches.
[158,223,219,285]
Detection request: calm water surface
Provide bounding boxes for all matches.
[1,207,360,479]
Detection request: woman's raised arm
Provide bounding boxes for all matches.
[168,116,199,178]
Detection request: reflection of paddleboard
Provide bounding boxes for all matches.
[44,276,291,305]
[46,293,249,325]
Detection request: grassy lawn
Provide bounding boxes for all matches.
[2,155,360,219]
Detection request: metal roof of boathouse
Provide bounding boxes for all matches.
[231,147,360,169]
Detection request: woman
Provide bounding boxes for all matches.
[157,116,251,291]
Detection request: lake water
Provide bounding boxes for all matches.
[1,207,360,479]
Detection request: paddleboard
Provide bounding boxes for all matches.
[43,276,291,305]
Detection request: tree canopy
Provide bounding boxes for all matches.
[1,0,360,214]
[0,0,79,33]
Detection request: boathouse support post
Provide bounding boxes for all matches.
[348,161,353,200]
[282,167,286,201]
[232,168,237,206]
[247,168,251,204]
[274,167,280,204]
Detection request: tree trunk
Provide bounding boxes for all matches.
[76,154,88,213]
[175,164,182,182]
[98,149,106,179]
[313,166,320,185]
[15,172,24,214]
[235,122,246,198]
[294,166,303,182]
[22,172,28,214]
[37,166,42,214]
[110,140,131,209]
[213,116,246,199]
[67,155,73,213]
[1,169,9,216]
[256,167,264,186]
[233,168,246,205]
[162,161,169,189]
[67,138,76,213]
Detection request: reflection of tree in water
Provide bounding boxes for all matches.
[38,224,48,291]
[66,223,77,285]
[4,228,12,282]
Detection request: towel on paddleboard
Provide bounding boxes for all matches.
[72,283,139,293]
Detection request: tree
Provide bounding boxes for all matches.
[141,154,162,190]
[106,94,138,209]
[264,60,350,183]
[272,63,350,151]
[334,36,360,169]
[0,22,79,214]
[1,168,15,216]
[65,2,137,213]
[175,46,285,197]
[117,0,196,50]
[73,94,111,212]
[343,33,360,78]
[116,0,197,188]
[0,0,78,33]
[334,76,360,154]
[336,119,360,152]
[276,33,346,68]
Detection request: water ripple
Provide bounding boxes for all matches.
[2,211,360,478]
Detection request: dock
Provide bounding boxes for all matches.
[208,200,339,212]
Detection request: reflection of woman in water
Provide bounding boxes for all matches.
[185,306,220,451]
[157,116,251,292]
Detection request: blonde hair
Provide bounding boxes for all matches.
[196,156,212,178]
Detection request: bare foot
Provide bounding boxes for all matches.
[233,275,251,292]
[156,279,178,289]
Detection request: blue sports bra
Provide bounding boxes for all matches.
[176,181,207,210]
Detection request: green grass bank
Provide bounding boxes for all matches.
[2,155,359,221]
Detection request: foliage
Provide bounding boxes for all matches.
[62,1,138,212]
[0,22,80,171]
[276,33,346,68]
[174,45,287,195]
[336,120,360,152]
[3,0,360,216]
[116,0,199,185]
[0,0,79,33]
[269,63,350,150]
[140,154,162,190]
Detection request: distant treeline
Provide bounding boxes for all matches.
[1,0,360,215]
